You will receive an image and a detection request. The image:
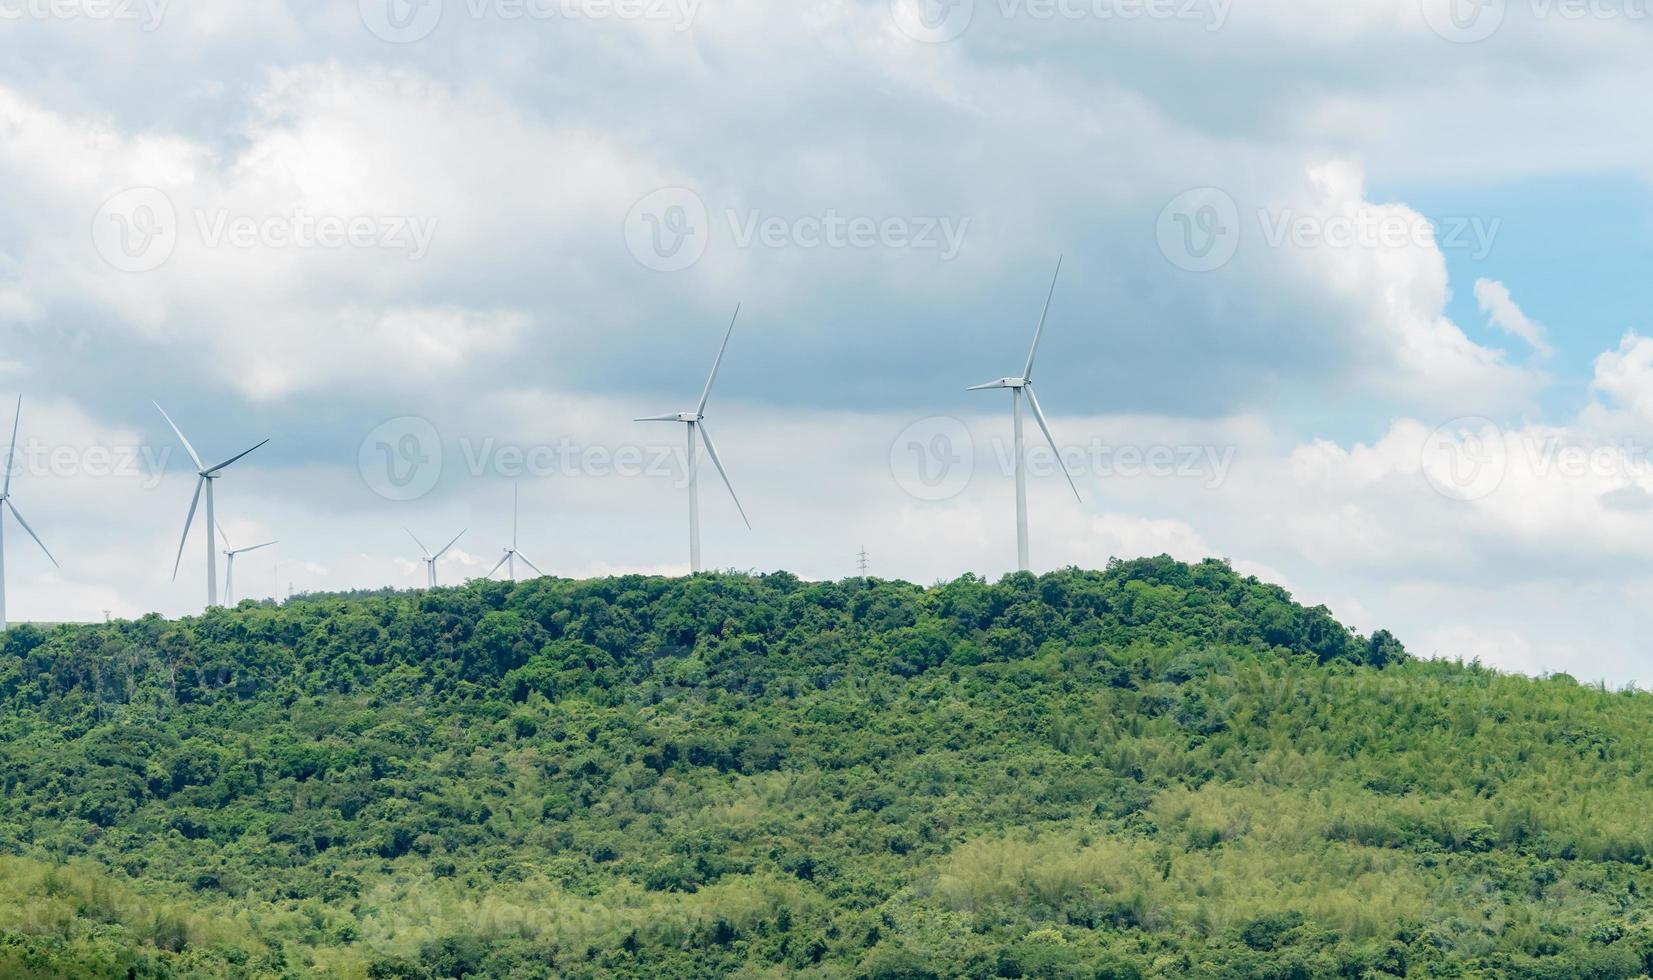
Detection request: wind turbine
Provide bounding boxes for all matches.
[485,483,545,582]
[0,397,59,631]
[217,522,276,607]
[155,402,268,609]
[405,527,465,588]
[968,258,1083,572]
[635,305,751,573]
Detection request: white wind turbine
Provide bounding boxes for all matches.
[968,258,1083,572]
[216,522,276,607]
[485,484,545,582]
[405,527,465,589]
[0,397,59,632]
[635,306,751,573]
[156,402,268,609]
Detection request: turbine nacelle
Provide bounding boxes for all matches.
[967,377,1028,390]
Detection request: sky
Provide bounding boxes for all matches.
[0,0,1650,682]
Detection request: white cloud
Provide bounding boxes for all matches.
[1589,332,1653,426]
[1277,160,1542,413]
[2,1,1651,690]
[0,69,667,398]
[1474,278,1553,357]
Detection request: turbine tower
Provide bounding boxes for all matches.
[635,305,751,573]
[968,258,1082,572]
[405,527,465,588]
[486,483,545,582]
[155,402,268,609]
[217,522,276,607]
[0,397,59,631]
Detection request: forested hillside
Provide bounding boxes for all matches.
[1,558,1650,978]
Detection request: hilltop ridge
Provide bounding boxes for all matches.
[2,559,1651,978]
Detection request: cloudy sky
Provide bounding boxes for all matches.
[0,0,1649,681]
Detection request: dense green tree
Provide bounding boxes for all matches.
[0,559,1649,977]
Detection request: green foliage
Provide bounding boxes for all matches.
[0,558,1645,977]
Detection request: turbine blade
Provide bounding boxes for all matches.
[215,521,231,550]
[516,553,546,577]
[403,526,431,557]
[206,438,269,475]
[5,499,58,568]
[697,304,740,415]
[173,476,204,580]
[434,528,466,559]
[1023,255,1063,382]
[241,541,278,554]
[3,395,19,498]
[512,482,519,550]
[634,414,680,422]
[153,401,205,471]
[1026,385,1082,503]
[967,379,1010,390]
[697,423,751,529]
[485,553,510,579]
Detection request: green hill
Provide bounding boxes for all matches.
[1,557,1650,978]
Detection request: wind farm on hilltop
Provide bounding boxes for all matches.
[0,266,1097,627]
[5,11,1642,976]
